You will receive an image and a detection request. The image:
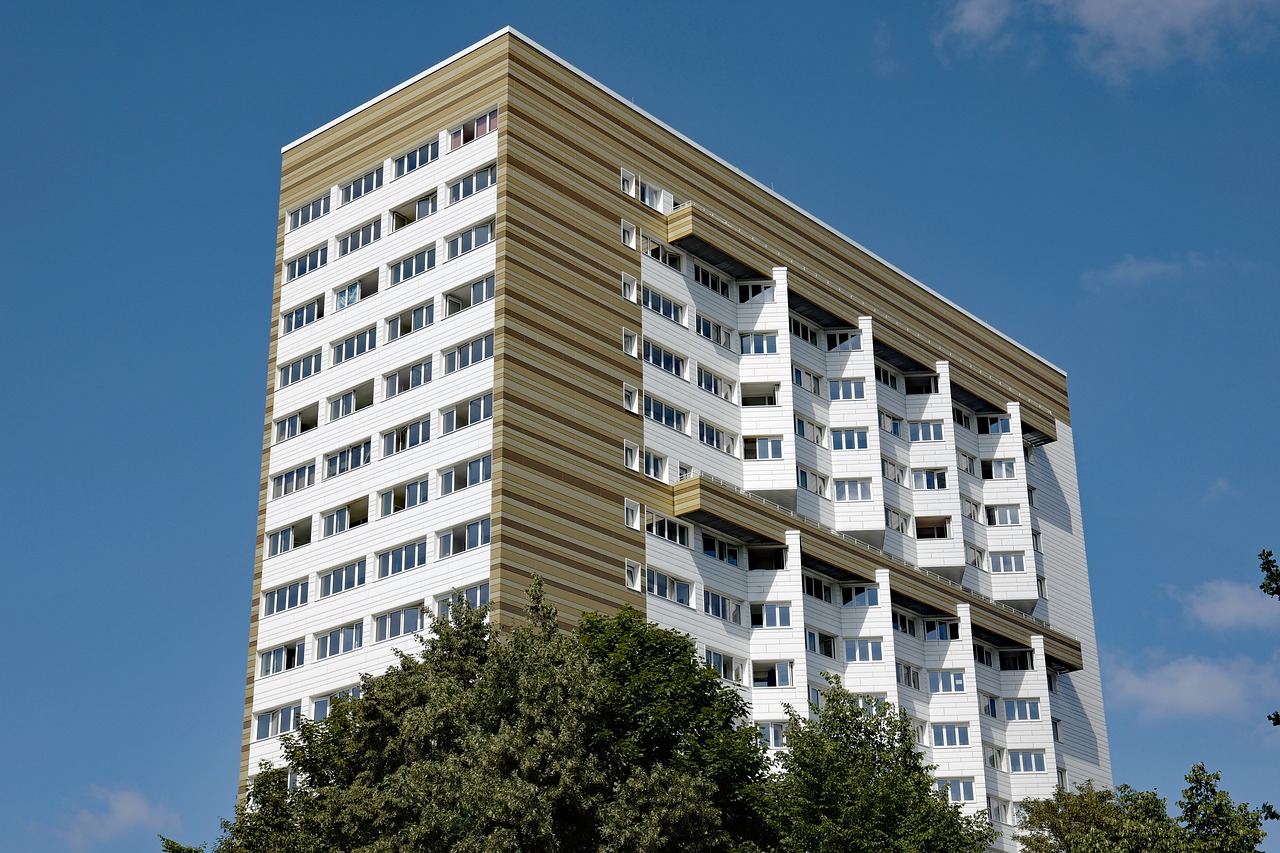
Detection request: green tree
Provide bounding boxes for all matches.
[1179,763,1266,853]
[765,680,994,853]
[1260,549,1279,728]
[171,579,767,852]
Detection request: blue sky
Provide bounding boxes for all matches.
[1,1,1277,850]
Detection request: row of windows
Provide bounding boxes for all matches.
[285,217,495,286]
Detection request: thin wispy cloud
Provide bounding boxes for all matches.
[937,0,1279,82]
[1107,654,1280,720]
[871,21,905,77]
[1201,476,1236,504]
[1080,251,1209,292]
[60,787,180,852]
[1178,578,1280,631]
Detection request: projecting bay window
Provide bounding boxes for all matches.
[905,374,938,395]
[986,505,1021,526]
[826,330,860,352]
[759,722,786,749]
[796,466,826,496]
[286,246,327,281]
[267,518,311,557]
[806,629,836,658]
[387,301,434,341]
[329,381,373,422]
[322,496,369,538]
[928,670,965,693]
[915,517,951,540]
[282,296,323,334]
[925,619,961,641]
[447,220,494,260]
[978,415,1011,434]
[390,247,435,285]
[743,437,782,460]
[703,589,741,624]
[385,359,432,398]
[953,407,973,431]
[793,365,822,396]
[383,417,430,456]
[738,282,773,303]
[990,551,1026,573]
[982,459,1016,480]
[442,393,492,434]
[896,661,921,691]
[893,612,917,636]
[753,661,793,688]
[440,454,492,496]
[446,274,495,316]
[908,420,943,442]
[338,219,381,257]
[341,166,383,204]
[741,383,778,406]
[394,139,439,177]
[751,603,791,628]
[874,364,899,390]
[325,439,371,479]
[882,458,907,485]
[962,497,982,522]
[885,506,910,535]
[278,352,321,389]
[832,428,868,450]
[380,477,429,517]
[444,333,494,374]
[740,332,777,355]
[790,317,820,348]
[845,638,884,662]
[879,410,903,438]
[1009,751,1046,773]
[449,108,498,151]
[795,417,824,445]
[701,533,739,565]
[965,543,984,568]
[438,582,490,616]
[378,539,428,579]
[938,779,975,803]
[438,517,491,557]
[449,163,496,203]
[392,192,438,230]
[843,584,879,606]
[694,264,730,298]
[288,193,330,230]
[803,575,833,603]
[1000,650,1035,671]
[958,451,977,476]
[913,469,947,490]
[829,378,865,400]
[271,462,315,499]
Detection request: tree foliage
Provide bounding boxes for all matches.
[766,680,995,853]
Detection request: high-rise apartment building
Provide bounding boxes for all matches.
[244,28,1109,846]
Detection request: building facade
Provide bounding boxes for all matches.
[244,28,1110,847]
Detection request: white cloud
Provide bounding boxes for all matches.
[1201,476,1236,504]
[61,788,180,852]
[1080,251,1208,291]
[1107,654,1280,719]
[940,0,1017,44]
[1180,578,1280,630]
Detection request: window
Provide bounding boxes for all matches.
[338,219,381,256]
[743,437,782,460]
[965,544,985,569]
[703,590,741,624]
[640,285,684,324]
[438,517,492,557]
[696,366,737,399]
[448,221,494,259]
[957,451,977,476]
[698,421,733,454]
[317,621,363,659]
[341,167,383,204]
[646,568,690,605]
[974,643,994,667]
[905,374,939,395]
[329,381,374,421]
[263,579,308,616]
[620,169,635,195]
[380,476,429,517]
[694,264,730,298]
[1006,699,1041,721]
[335,273,379,310]
[790,365,821,396]
[1037,575,1047,598]
[390,247,435,284]
[695,314,732,348]
[383,416,431,455]
[908,421,944,442]
[795,417,824,445]
[268,518,311,557]
[378,539,428,579]
[446,274,495,316]
[645,511,689,546]
[260,640,305,676]
[385,359,432,398]
[953,407,973,431]
[982,459,1016,480]
[874,364,899,390]
[1058,767,1069,789]
[896,661,921,690]
[286,246,327,281]
[832,428,868,450]
[391,192,438,230]
[928,670,965,693]
[845,637,883,662]
[621,220,635,248]
[322,497,368,537]
[394,139,439,177]
[1048,671,1060,693]
[441,454,492,495]
[790,317,820,348]
[796,466,826,496]
[986,505,1021,526]
[988,797,1010,826]
[623,383,639,413]
[438,582,490,616]
[320,559,365,597]
[834,479,872,502]
[893,611,917,636]
[288,193,330,230]
[912,469,947,490]
[325,439,371,479]
[843,585,879,607]
[826,330,861,352]
[740,333,777,355]
[991,552,1026,573]
[885,506,910,534]
[271,463,315,499]
[641,234,681,270]
[915,517,950,540]
[808,686,826,710]
[1032,529,1043,552]
[750,603,791,628]
[800,575,832,604]
[642,340,685,378]
[758,722,786,749]
[979,415,1011,434]
[450,108,498,150]
[878,411,903,437]
[624,500,640,530]
[442,392,493,434]
[962,497,982,522]
[637,177,667,210]
[753,661,793,688]
[937,779,975,803]
[313,686,360,722]
[444,333,494,374]
[705,649,742,683]
[332,327,376,365]
[278,352,321,388]
[376,605,423,642]
[255,704,302,740]
[925,619,961,641]
[643,395,686,432]
[644,450,666,482]
[1010,751,1046,773]
[740,383,778,406]
[449,163,496,203]
[1028,486,1038,507]
[623,441,639,471]
[829,378,865,401]
[933,724,970,747]
[282,297,323,334]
